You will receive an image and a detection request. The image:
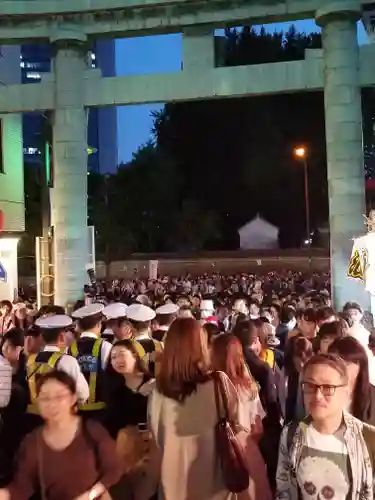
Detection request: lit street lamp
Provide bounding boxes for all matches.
[294,147,311,247]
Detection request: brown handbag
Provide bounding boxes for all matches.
[213,372,250,494]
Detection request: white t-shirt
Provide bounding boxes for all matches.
[236,386,265,431]
[297,426,350,500]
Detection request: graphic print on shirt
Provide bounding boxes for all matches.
[297,447,351,499]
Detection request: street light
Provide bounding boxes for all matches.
[294,146,311,247]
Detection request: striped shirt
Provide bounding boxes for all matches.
[0,355,12,408]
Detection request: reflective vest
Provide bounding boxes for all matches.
[27,351,64,414]
[133,337,163,376]
[69,338,106,412]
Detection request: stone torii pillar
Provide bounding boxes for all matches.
[317,0,370,311]
[50,34,89,306]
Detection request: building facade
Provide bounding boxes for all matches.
[21,40,118,172]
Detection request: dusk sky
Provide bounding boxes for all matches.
[115,20,368,164]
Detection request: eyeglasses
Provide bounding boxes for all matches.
[301,382,346,396]
[38,393,71,404]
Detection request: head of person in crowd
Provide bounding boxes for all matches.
[203,322,220,346]
[0,327,24,363]
[126,303,156,337]
[0,300,12,318]
[233,319,262,357]
[260,307,273,324]
[249,299,260,319]
[280,305,296,331]
[328,336,370,419]
[200,299,215,320]
[270,303,281,327]
[297,308,318,339]
[178,306,194,319]
[24,324,44,356]
[35,315,74,350]
[317,320,347,353]
[72,303,104,337]
[343,301,363,327]
[315,306,336,327]
[110,339,149,377]
[157,318,210,402]
[211,333,256,394]
[302,353,349,426]
[154,303,179,332]
[102,302,132,342]
[284,336,313,376]
[36,370,78,424]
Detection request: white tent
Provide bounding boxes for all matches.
[238,215,279,250]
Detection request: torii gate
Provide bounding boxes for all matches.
[0,0,374,308]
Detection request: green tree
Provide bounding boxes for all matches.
[152,26,330,248]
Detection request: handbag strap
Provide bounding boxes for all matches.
[213,372,230,422]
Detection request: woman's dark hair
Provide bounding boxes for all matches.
[317,321,346,340]
[284,335,313,376]
[232,319,258,348]
[328,337,369,418]
[36,370,76,396]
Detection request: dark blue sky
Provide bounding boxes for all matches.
[115,19,368,164]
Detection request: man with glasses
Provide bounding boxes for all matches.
[276,353,375,500]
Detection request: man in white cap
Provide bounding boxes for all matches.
[153,303,179,342]
[126,303,163,375]
[102,302,133,343]
[26,315,89,419]
[69,303,112,422]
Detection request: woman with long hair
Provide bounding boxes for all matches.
[329,336,375,425]
[0,370,122,500]
[211,333,265,438]
[149,317,239,500]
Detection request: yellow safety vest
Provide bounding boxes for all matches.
[70,338,106,411]
[260,349,275,370]
[27,351,63,414]
[133,338,163,376]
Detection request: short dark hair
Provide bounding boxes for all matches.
[2,327,24,348]
[343,301,362,314]
[303,353,348,384]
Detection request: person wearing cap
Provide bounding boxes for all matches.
[199,299,215,324]
[126,303,163,375]
[152,303,179,342]
[26,315,89,419]
[102,302,133,343]
[69,303,112,421]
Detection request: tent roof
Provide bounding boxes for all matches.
[238,214,278,236]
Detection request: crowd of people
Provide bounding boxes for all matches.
[0,270,374,499]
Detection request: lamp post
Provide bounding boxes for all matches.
[294,147,311,247]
